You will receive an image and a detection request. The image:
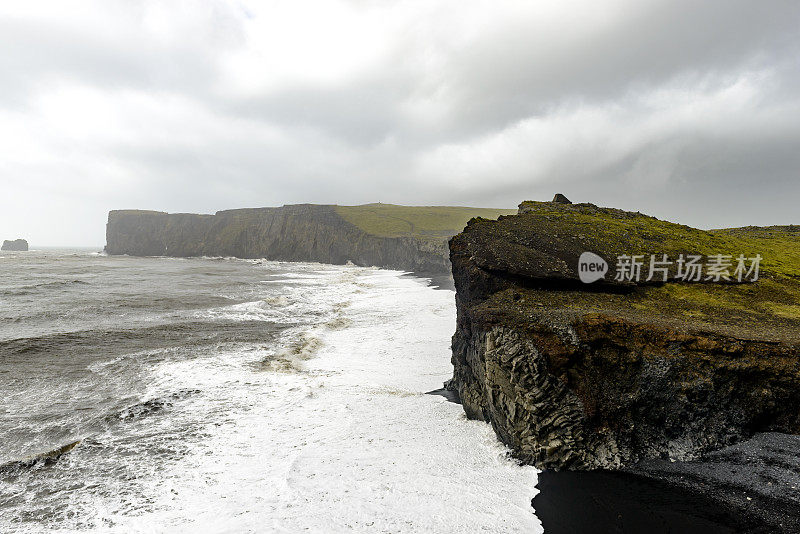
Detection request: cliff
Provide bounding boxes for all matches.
[449,197,800,470]
[449,197,800,529]
[1,239,28,251]
[105,203,515,273]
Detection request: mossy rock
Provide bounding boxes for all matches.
[452,201,800,342]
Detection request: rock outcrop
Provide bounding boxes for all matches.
[106,204,515,273]
[1,239,28,251]
[449,198,800,470]
[0,440,81,472]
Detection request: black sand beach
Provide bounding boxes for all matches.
[534,433,800,533]
[534,470,743,533]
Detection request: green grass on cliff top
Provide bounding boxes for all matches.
[335,203,517,238]
[503,201,800,338]
[516,201,800,279]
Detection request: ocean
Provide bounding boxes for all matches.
[0,249,540,533]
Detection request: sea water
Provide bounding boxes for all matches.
[0,250,540,533]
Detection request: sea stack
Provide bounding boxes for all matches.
[1,239,28,251]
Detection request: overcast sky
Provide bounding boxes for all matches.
[1,0,799,246]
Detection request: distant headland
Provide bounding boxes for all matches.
[105,203,516,274]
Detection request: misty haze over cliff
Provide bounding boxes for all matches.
[2,1,800,245]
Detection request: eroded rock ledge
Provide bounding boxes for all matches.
[448,198,800,470]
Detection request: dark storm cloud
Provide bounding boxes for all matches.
[1,0,799,245]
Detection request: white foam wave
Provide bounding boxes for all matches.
[4,265,540,533]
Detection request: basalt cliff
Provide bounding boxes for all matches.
[448,196,800,529]
[105,203,514,274]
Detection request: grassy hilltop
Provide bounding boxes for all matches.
[335,203,517,239]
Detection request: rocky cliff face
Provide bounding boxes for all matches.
[448,199,800,471]
[1,239,28,251]
[106,205,453,273]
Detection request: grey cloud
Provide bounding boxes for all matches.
[226,78,410,148]
[1,0,799,245]
[432,0,800,137]
[217,1,800,150]
[0,3,241,109]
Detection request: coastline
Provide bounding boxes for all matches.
[57,250,799,531]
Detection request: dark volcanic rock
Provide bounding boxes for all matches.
[448,198,800,528]
[1,239,28,251]
[449,200,800,470]
[105,205,453,273]
[0,440,80,472]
